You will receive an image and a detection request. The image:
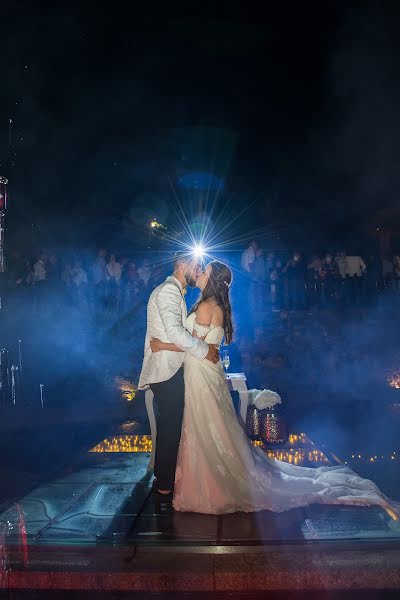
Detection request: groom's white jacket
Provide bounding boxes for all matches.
[138,276,209,389]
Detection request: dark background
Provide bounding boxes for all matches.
[1,1,400,254]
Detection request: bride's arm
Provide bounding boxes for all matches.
[191,302,213,340]
[151,303,215,352]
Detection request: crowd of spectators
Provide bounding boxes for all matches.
[241,240,400,313]
[5,242,400,319]
[3,243,399,412]
[5,249,162,315]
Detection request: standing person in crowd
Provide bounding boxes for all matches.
[365,255,382,299]
[253,247,267,309]
[71,260,88,287]
[33,252,47,283]
[265,252,276,277]
[61,262,73,300]
[8,251,32,305]
[335,250,348,304]
[319,253,339,307]
[46,254,62,311]
[106,254,122,311]
[119,257,130,312]
[46,255,60,281]
[382,256,394,289]
[240,240,261,329]
[122,261,141,311]
[335,250,348,279]
[8,251,31,287]
[264,252,276,306]
[306,254,322,307]
[8,251,25,285]
[33,252,47,312]
[70,260,89,310]
[240,240,258,274]
[283,252,306,310]
[345,252,367,305]
[270,257,283,311]
[393,254,400,290]
[106,254,122,282]
[92,249,108,307]
[138,258,152,289]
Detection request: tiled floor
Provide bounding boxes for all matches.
[1,446,400,547]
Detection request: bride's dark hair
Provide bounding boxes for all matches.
[189,260,234,344]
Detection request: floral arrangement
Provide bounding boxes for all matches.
[248,388,282,411]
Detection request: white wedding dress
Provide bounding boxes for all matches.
[173,313,396,515]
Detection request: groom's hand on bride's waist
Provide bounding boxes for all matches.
[206,345,219,363]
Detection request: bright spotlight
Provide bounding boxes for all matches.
[192,243,206,259]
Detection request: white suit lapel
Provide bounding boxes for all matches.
[165,276,187,323]
[181,295,187,322]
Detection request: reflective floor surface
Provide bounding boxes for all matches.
[1,433,399,547]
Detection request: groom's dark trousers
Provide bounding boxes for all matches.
[149,367,185,491]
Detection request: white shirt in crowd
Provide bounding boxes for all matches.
[241,246,256,273]
[71,266,88,287]
[345,256,367,277]
[138,264,152,286]
[107,260,122,282]
[33,259,46,283]
[393,256,400,277]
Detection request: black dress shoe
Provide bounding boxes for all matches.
[153,489,173,501]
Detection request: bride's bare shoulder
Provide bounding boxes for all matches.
[197,299,223,327]
[195,300,214,325]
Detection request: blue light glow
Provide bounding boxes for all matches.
[178,172,224,191]
[192,243,206,259]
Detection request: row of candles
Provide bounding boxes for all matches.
[252,440,330,464]
[91,432,398,468]
[90,435,153,453]
[91,434,399,470]
[0,341,45,408]
[90,433,329,467]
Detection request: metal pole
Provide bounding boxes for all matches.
[0,176,8,274]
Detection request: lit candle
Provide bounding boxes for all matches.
[40,384,44,408]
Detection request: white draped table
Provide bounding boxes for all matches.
[145,372,250,471]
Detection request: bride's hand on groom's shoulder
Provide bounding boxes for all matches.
[150,338,163,352]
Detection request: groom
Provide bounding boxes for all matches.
[138,252,219,497]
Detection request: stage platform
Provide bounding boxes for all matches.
[1,434,400,593]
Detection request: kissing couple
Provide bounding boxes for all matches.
[139,252,395,515]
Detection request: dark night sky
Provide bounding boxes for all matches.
[1,1,400,253]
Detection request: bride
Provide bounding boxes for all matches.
[150,260,396,515]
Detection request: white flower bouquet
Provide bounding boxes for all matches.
[248,389,282,411]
